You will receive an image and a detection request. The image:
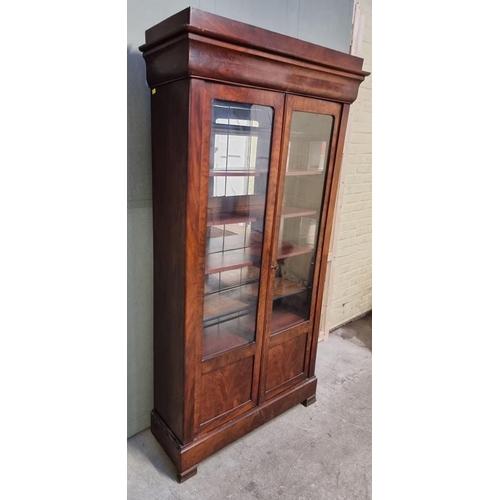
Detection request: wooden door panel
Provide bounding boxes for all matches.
[200,356,254,426]
[264,333,307,394]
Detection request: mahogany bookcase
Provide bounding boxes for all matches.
[139,7,369,482]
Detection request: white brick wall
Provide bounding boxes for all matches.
[320,0,372,336]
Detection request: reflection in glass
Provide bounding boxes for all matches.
[203,100,274,358]
[271,112,334,334]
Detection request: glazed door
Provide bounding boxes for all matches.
[260,95,343,401]
[194,82,285,434]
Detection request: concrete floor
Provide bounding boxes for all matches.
[128,313,372,499]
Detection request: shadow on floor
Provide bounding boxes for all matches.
[129,427,178,481]
[332,312,372,352]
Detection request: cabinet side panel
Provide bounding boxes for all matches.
[151,79,189,441]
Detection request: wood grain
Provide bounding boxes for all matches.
[139,7,369,104]
[142,7,367,75]
[200,356,254,424]
[202,342,256,372]
[264,333,306,393]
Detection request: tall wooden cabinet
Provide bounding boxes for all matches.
[139,7,369,482]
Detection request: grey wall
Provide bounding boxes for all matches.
[128,0,354,437]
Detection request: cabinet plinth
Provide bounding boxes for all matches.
[139,7,368,482]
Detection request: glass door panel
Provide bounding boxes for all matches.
[270,112,334,334]
[203,100,274,358]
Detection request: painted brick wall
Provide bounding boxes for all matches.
[323,0,372,332]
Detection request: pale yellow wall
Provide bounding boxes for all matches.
[320,0,372,337]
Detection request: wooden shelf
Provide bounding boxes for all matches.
[208,206,316,226]
[204,283,258,321]
[207,239,313,267]
[209,170,262,177]
[276,241,313,259]
[204,278,307,321]
[207,213,257,226]
[205,240,311,275]
[204,295,249,322]
[204,269,260,294]
[281,206,317,218]
[241,240,312,260]
[204,278,306,320]
[203,318,255,358]
[245,278,307,299]
[285,170,324,176]
[273,278,307,299]
[205,248,259,275]
[270,307,305,334]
